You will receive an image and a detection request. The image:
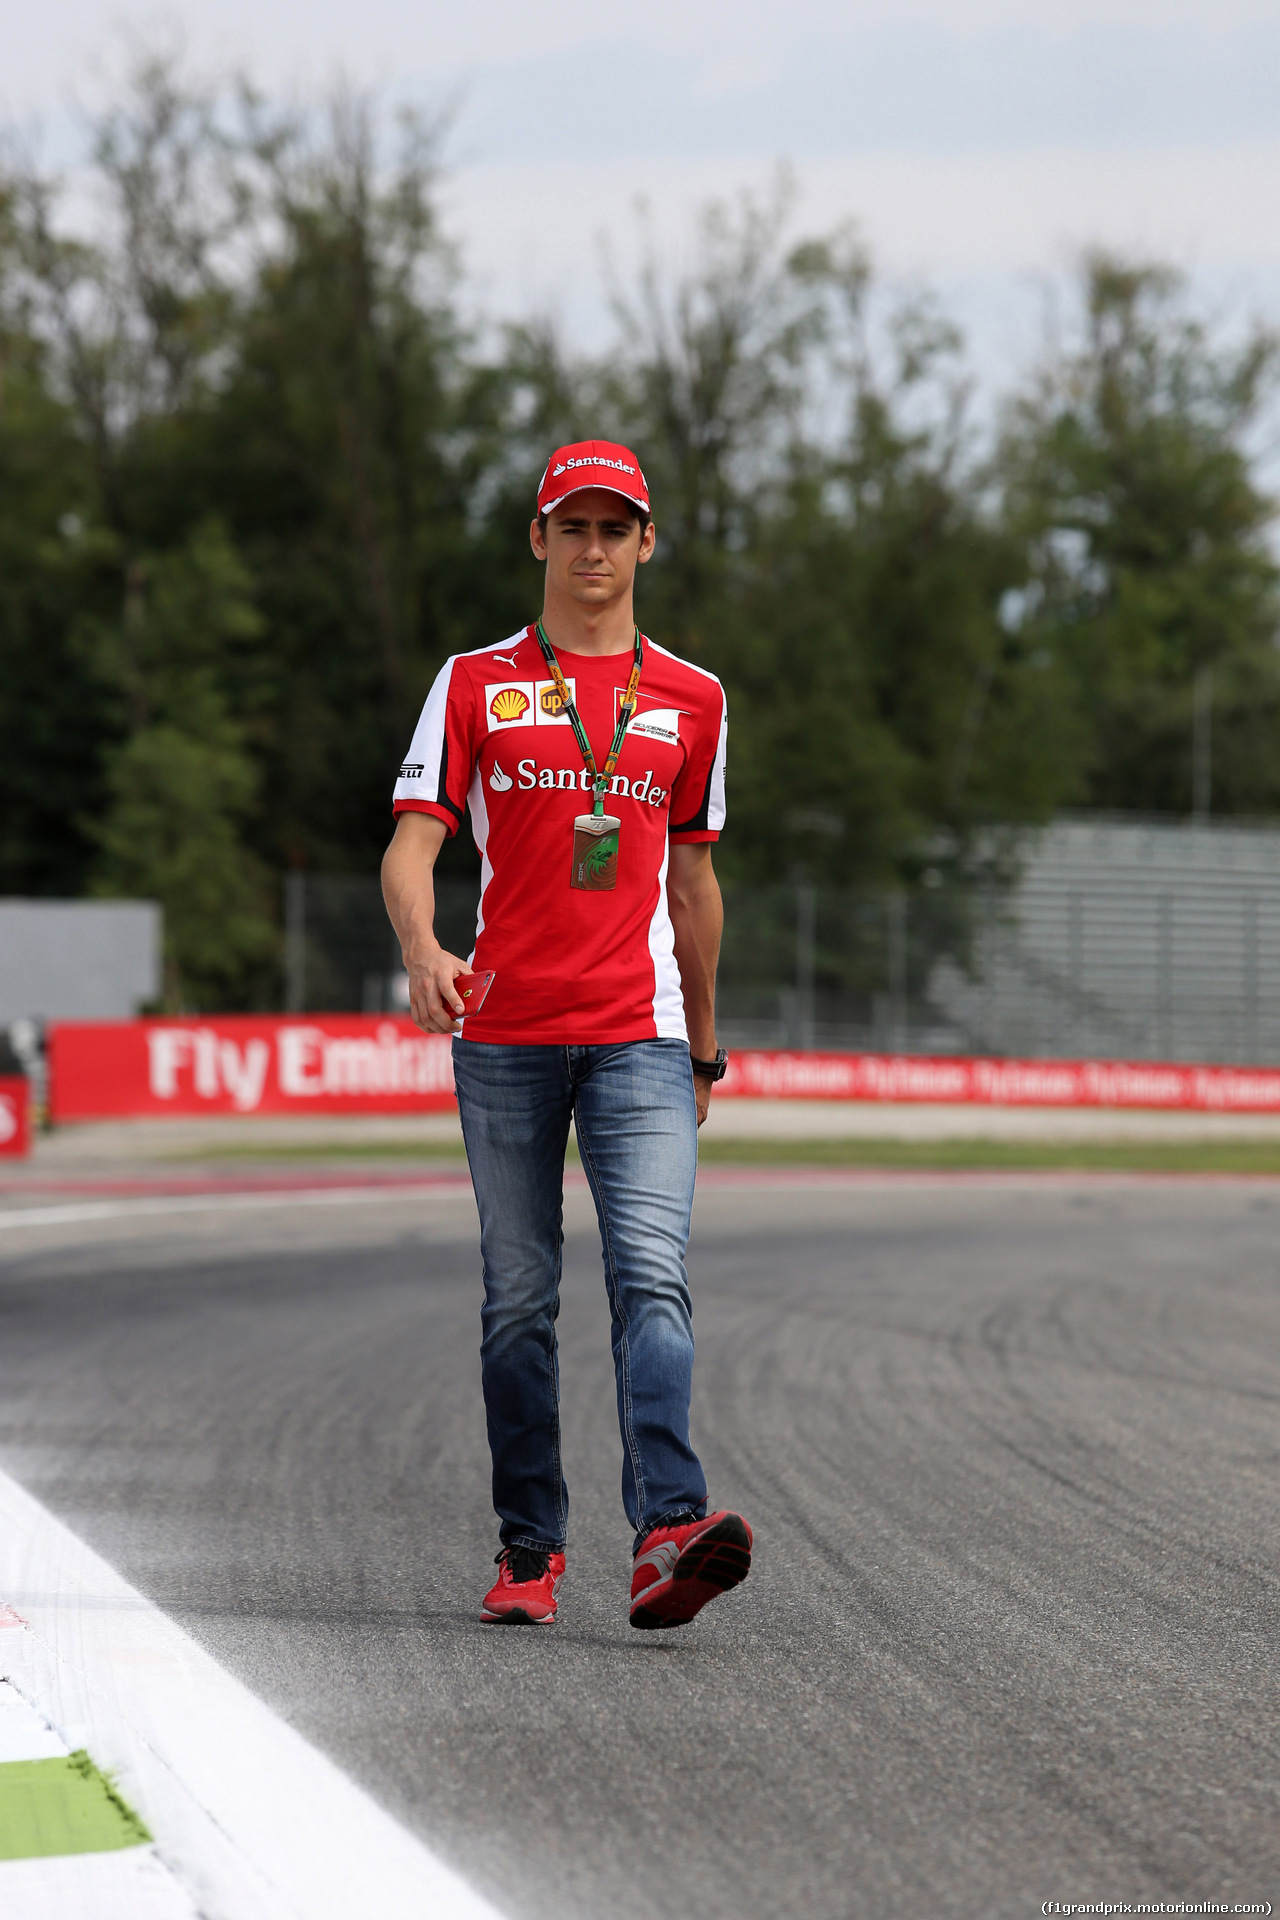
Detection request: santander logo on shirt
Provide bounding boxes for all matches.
[487,759,669,808]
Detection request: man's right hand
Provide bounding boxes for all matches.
[382,813,462,1034]
[407,950,469,1034]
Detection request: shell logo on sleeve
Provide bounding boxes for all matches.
[486,682,535,729]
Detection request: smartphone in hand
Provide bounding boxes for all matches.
[450,970,495,1017]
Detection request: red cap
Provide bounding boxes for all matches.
[536,439,649,518]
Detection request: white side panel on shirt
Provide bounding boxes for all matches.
[466,767,493,961]
[394,655,456,808]
[647,837,688,1041]
[641,640,729,835]
[708,689,728,833]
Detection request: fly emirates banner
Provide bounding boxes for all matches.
[45,1019,1280,1119]
[49,1017,459,1119]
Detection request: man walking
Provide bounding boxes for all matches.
[382,440,752,1629]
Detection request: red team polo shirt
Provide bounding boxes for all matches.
[392,625,727,1045]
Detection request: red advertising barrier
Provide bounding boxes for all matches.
[721,1049,1280,1112]
[43,1020,1280,1121]
[48,1017,457,1121]
[0,1075,31,1155]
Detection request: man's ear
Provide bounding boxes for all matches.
[637,522,656,565]
[529,517,549,561]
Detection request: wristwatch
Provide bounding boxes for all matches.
[690,1047,729,1082]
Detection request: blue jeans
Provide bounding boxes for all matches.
[451,1037,708,1554]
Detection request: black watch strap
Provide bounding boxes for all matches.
[690,1047,728,1082]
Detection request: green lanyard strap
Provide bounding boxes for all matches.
[534,620,644,816]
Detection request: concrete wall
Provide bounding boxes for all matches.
[0,901,162,1022]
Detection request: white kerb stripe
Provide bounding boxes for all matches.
[0,1464,505,1920]
[0,1849,203,1920]
[0,1681,201,1919]
[0,1676,68,1759]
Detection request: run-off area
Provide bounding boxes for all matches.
[0,1176,1275,1920]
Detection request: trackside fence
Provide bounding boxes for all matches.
[283,817,1280,1068]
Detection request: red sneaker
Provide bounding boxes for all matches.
[630,1510,753,1630]
[481,1545,565,1624]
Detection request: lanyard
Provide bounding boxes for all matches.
[534,620,644,817]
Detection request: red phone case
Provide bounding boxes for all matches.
[452,969,495,1016]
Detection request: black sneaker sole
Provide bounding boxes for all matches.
[630,1514,752,1630]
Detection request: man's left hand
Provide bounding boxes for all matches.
[693,1075,712,1127]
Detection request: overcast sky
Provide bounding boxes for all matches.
[5,0,1280,375]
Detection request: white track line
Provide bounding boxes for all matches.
[0,1466,505,1920]
[4,1165,1213,1237]
[0,1184,473,1232]
[0,1166,1161,1235]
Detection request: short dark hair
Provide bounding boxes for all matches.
[538,497,652,539]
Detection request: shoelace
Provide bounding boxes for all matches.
[496,1545,551,1585]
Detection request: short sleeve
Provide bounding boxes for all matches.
[392,656,475,836]
[668,678,727,841]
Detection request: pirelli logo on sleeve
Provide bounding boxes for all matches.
[485,681,575,732]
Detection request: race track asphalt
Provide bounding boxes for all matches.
[0,1173,1277,1919]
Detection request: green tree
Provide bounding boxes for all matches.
[0,60,493,995]
[599,191,1075,885]
[0,280,112,895]
[0,59,279,996]
[8,60,1280,1017]
[85,523,276,1008]
[998,255,1280,816]
[176,91,506,884]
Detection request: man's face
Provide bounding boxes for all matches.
[530,488,656,608]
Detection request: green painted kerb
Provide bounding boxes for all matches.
[0,1750,151,1860]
